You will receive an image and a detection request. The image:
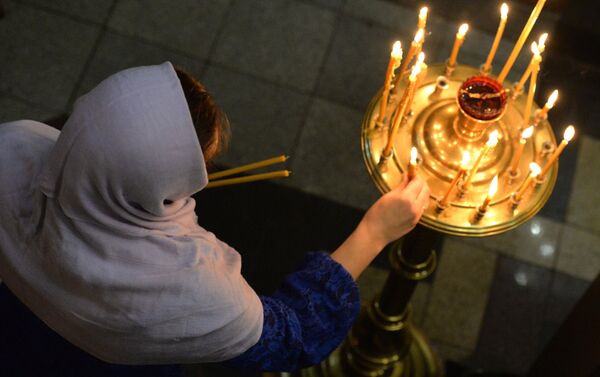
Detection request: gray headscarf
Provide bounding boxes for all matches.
[0,62,263,364]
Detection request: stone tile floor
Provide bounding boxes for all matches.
[1,0,599,375]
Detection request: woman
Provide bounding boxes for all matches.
[0,62,430,375]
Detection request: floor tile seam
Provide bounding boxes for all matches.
[530,255,557,355]
[198,0,235,79]
[294,0,344,12]
[0,91,64,114]
[13,0,107,27]
[286,0,348,170]
[448,237,557,273]
[377,0,562,28]
[65,0,119,111]
[338,3,508,43]
[465,252,503,357]
[562,220,600,239]
[551,220,566,271]
[427,336,474,355]
[103,25,208,61]
[417,249,491,346]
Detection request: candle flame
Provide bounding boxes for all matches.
[410,62,421,79]
[501,3,509,19]
[530,162,541,177]
[486,130,499,147]
[531,41,540,56]
[414,28,424,44]
[458,23,469,37]
[391,41,402,59]
[538,33,548,51]
[419,7,428,20]
[488,175,499,197]
[460,151,471,169]
[563,125,575,141]
[410,146,418,164]
[417,51,425,64]
[546,89,559,109]
[522,126,534,139]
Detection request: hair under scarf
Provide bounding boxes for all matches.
[0,62,263,364]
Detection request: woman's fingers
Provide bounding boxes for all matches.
[402,176,424,198]
[415,181,431,212]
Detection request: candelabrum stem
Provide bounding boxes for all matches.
[340,226,442,377]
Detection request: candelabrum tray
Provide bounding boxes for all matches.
[362,63,558,237]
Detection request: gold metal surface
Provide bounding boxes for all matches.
[263,326,441,377]
[362,63,558,237]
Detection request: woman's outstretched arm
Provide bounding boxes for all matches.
[224,176,430,372]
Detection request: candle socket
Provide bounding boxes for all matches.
[508,168,521,185]
[511,83,524,100]
[429,76,450,101]
[378,151,392,172]
[435,199,448,213]
[510,192,522,209]
[473,206,488,222]
[534,109,548,125]
[534,174,546,186]
[479,63,492,76]
[540,141,555,158]
[445,60,456,77]
[374,114,385,129]
[457,180,468,198]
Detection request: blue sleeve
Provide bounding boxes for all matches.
[224,251,361,372]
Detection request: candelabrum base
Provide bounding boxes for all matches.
[263,325,442,377]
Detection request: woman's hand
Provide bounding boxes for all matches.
[331,176,430,280]
[361,175,430,250]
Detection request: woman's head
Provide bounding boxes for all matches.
[175,68,230,168]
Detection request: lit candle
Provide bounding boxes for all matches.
[479,175,499,212]
[539,125,575,178]
[382,63,422,159]
[514,34,548,93]
[514,162,541,201]
[538,33,548,53]
[378,41,403,124]
[510,126,534,173]
[406,52,427,113]
[538,89,558,117]
[438,151,471,208]
[522,42,542,129]
[464,130,499,188]
[418,7,428,29]
[448,23,469,67]
[396,29,424,82]
[483,3,508,73]
[497,0,548,84]
[408,146,418,180]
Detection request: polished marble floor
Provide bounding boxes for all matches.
[1,0,599,376]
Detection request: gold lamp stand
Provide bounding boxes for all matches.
[266,62,558,377]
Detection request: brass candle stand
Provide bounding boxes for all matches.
[266,62,559,377]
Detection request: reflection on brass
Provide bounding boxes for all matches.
[361,63,557,237]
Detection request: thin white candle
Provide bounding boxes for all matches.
[510,126,534,173]
[540,125,575,178]
[378,41,403,124]
[514,162,541,201]
[539,89,558,117]
[497,0,548,84]
[418,7,428,29]
[464,130,499,188]
[483,3,508,73]
[408,146,418,180]
[448,23,469,67]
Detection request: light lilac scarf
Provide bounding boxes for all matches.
[0,62,262,364]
